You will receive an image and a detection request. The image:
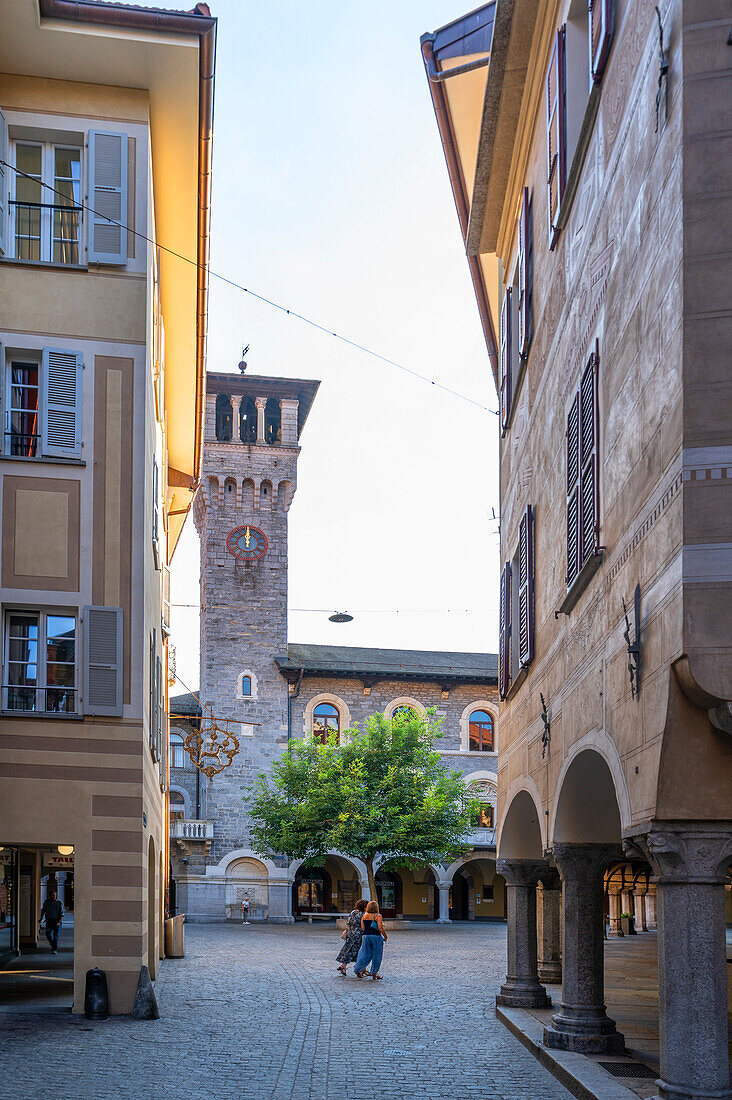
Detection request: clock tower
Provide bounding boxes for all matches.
[192,370,320,875]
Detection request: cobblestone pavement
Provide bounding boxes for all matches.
[1,923,574,1100]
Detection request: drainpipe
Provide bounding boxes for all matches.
[421,34,490,82]
[287,669,305,744]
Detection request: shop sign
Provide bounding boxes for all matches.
[43,853,74,869]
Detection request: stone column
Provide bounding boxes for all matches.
[607,880,624,937]
[636,826,732,1100]
[436,882,451,924]
[645,883,657,930]
[230,394,242,442]
[633,882,648,932]
[267,874,294,924]
[495,859,551,1008]
[537,868,562,984]
[544,843,624,1054]
[255,396,266,444]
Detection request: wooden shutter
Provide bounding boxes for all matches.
[500,286,512,431]
[41,347,82,459]
[499,562,512,699]
[546,26,567,249]
[84,606,123,717]
[518,504,535,667]
[88,131,128,264]
[589,0,614,84]
[517,187,532,358]
[0,106,8,256]
[566,391,581,585]
[580,346,600,565]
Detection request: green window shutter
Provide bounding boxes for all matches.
[88,130,128,264]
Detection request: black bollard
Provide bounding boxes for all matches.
[84,968,109,1020]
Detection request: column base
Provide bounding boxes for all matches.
[538,963,562,984]
[655,1082,732,1100]
[435,917,451,924]
[544,1007,624,1054]
[497,982,551,1009]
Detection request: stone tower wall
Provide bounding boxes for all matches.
[193,390,299,863]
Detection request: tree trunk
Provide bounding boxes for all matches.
[365,857,378,902]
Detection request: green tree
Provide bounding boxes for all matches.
[248,709,478,901]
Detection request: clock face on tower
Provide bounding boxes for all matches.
[226,525,268,562]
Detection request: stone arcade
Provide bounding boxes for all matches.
[169,371,504,925]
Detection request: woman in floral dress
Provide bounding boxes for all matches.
[337,898,367,975]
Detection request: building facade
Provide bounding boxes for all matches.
[423,2,732,1097]
[0,0,215,1014]
[169,371,504,924]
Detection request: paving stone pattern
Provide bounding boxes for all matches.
[2,923,573,1099]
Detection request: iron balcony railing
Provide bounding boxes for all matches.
[2,684,77,714]
[4,431,41,458]
[10,200,83,265]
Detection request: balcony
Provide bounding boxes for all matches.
[464,826,497,849]
[170,819,213,840]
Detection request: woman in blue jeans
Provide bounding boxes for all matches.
[355,900,387,980]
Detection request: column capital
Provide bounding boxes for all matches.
[551,842,624,880]
[537,865,561,890]
[254,396,268,410]
[496,858,550,887]
[630,823,732,885]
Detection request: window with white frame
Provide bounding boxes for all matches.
[169,733,187,771]
[10,140,82,265]
[1,344,82,460]
[3,610,77,714]
[468,710,495,752]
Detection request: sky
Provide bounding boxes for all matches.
[163,1,500,693]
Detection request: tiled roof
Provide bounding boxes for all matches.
[278,643,498,682]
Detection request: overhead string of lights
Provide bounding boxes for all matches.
[0,158,498,415]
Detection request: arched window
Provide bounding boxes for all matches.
[469,709,494,752]
[240,675,252,697]
[313,702,339,744]
[470,782,496,829]
[240,396,257,443]
[392,706,415,719]
[215,393,232,441]
[169,732,187,770]
[264,397,281,444]
[169,790,185,822]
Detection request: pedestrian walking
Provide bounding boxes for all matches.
[355,899,387,980]
[40,889,64,954]
[337,898,367,975]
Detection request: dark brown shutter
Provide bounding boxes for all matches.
[499,562,512,699]
[518,504,535,667]
[500,286,512,430]
[566,392,581,585]
[589,0,614,84]
[580,344,600,565]
[517,187,532,358]
[547,26,567,249]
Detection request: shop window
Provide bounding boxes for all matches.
[468,710,494,752]
[313,702,339,744]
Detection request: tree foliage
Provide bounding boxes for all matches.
[248,709,478,899]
